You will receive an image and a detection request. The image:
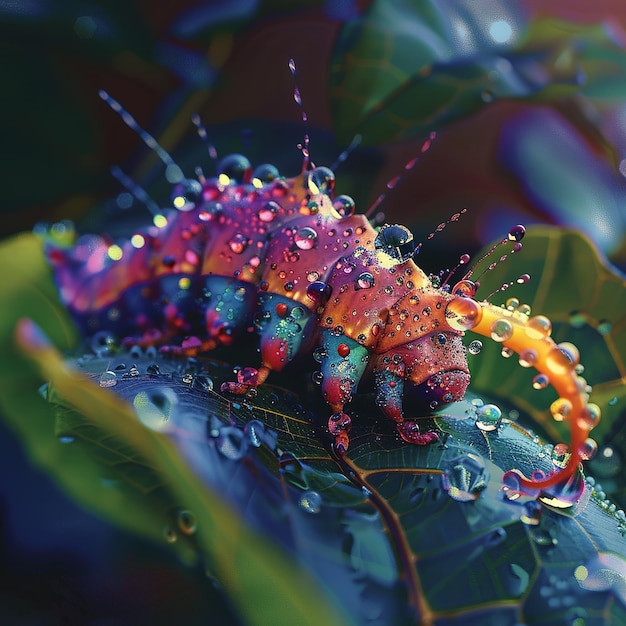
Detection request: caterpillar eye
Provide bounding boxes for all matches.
[217,153,252,184]
[375,224,416,263]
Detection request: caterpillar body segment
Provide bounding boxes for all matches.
[45,149,598,500]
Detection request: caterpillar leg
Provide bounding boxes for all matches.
[373,369,440,445]
[318,330,370,455]
[446,295,601,494]
[220,294,313,395]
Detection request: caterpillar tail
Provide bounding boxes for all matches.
[448,296,600,496]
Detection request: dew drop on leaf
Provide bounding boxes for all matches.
[299,490,322,514]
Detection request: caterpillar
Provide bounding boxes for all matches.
[43,71,600,500]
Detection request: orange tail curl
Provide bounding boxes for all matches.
[445,294,600,493]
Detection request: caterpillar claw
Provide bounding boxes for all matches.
[397,421,439,445]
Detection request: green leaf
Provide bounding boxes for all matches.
[329,4,626,144]
[14,321,353,626]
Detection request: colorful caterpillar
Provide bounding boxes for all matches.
[43,87,600,499]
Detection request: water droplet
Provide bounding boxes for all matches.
[468,340,482,355]
[308,167,335,195]
[215,425,248,460]
[228,233,248,254]
[475,404,502,431]
[550,398,572,422]
[133,387,178,432]
[575,552,626,605]
[580,403,601,430]
[451,280,477,297]
[518,349,537,368]
[546,342,579,375]
[99,370,118,387]
[299,490,322,514]
[356,272,375,290]
[520,500,542,525]
[294,227,318,250]
[490,318,513,342]
[177,510,197,535]
[258,201,280,222]
[332,195,355,218]
[217,154,251,183]
[306,281,332,305]
[441,451,489,501]
[90,331,117,356]
[525,315,552,339]
[445,297,483,331]
[508,225,526,242]
[597,319,612,335]
[532,373,550,390]
[163,525,177,543]
[579,438,598,461]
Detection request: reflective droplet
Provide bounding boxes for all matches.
[133,387,178,432]
[356,272,375,290]
[306,281,332,305]
[99,370,118,387]
[551,442,571,468]
[518,349,537,368]
[597,319,612,335]
[579,438,598,461]
[299,490,322,514]
[475,404,502,432]
[550,397,572,422]
[215,425,247,460]
[520,500,542,525]
[258,201,280,222]
[508,225,526,242]
[525,315,552,339]
[308,167,335,195]
[579,403,601,430]
[505,297,520,311]
[90,331,117,356]
[445,297,483,331]
[468,340,482,355]
[228,233,248,254]
[575,552,626,605]
[177,510,197,535]
[451,280,477,298]
[490,318,513,342]
[532,373,550,390]
[293,226,317,250]
[332,195,355,218]
[441,451,489,501]
[217,154,251,183]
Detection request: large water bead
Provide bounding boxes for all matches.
[545,342,580,375]
[525,315,552,339]
[579,437,598,461]
[578,403,602,430]
[490,318,514,342]
[444,297,483,331]
[451,280,477,298]
[550,397,573,422]
[308,166,335,195]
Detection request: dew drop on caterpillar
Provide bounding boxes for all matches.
[40,59,599,505]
